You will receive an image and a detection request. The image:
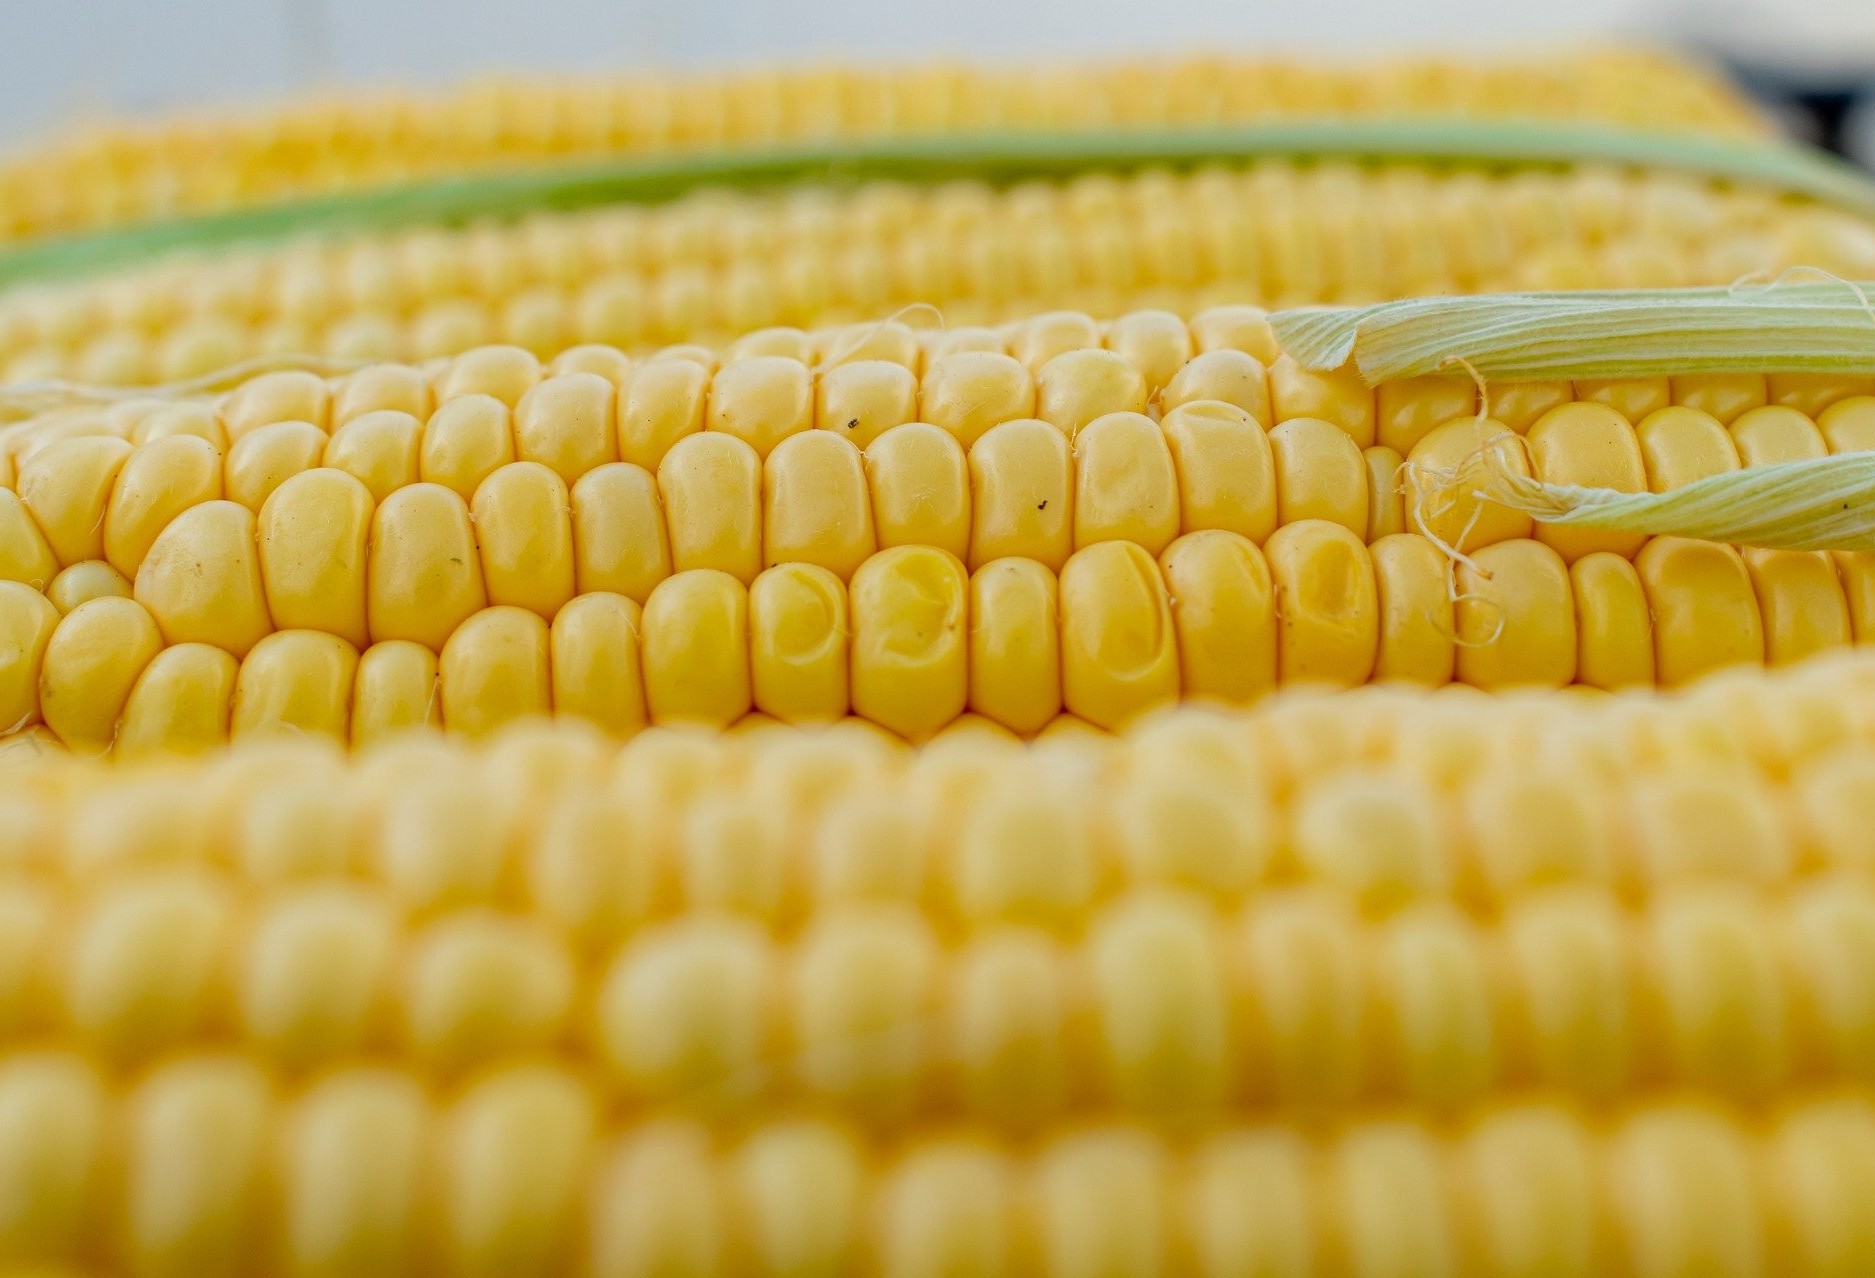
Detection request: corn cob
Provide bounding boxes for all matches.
[4,315,1873,748]
[5,160,1872,385]
[4,653,1875,1274]
[0,49,1766,246]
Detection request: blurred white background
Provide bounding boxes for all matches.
[7,0,1875,148]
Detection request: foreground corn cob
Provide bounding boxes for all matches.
[6,160,1873,384]
[3,660,1875,1275]
[0,48,1767,246]
[4,314,1874,749]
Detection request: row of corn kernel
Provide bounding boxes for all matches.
[3,175,1860,384]
[8,521,1871,751]
[0,1050,1864,1277]
[5,676,1867,920]
[0,160,1796,336]
[0,49,1766,239]
[10,859,1873,1107]
[14,322,1875,481]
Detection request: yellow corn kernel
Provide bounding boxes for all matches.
[367,484,488,652]
[749,563,850,724]
[1265,519,1378,686]
[1103,310,1193,396]
[439,606,553,737]
[1237,891,1366,1105]
[233,630,360,741]
[658,432,762,584]
[1637,406,1741,491]
[420,396,515,502]
[351,640,441,745]
[1270,417,1368,539]
[968,418,1072,571]
[792,909,939,1117]
[1607,1107,1763,1276]
[223,369,330,438]
[708,357,812,457]
[1059,540,1180,730]
[1485,381,1574,432]
[1403,417,1532,552]
[920,352,1036,448]
[0,488,58,589]
[1576,376,1671,423]
[967,556,1062,735]
[764,431,876,580]
[1770,372,1875,418]
[1745,549,1852,667]
[133,402,228,449]
[1190,306,1280,361]
[225,420,328,511]
[569,463,670,604]
[544,592,647,737]
[641,570,752,727]
[1729,405,1827,466]
[1523,403,1648,561]
[1073,412,1179,555]
[1376,376,1478,456]
[104,434,225,579]
[258,468,373,650]
[551,344,632,385]
[1370,532,1454,686]
[513,372,617,486]
[1159,401,1277,545]
[866,423,971,562]
[470,462,576,620]
[116,643,239,756]
[811,360,917,451]
[17,436,134,566]
[849,545,968,741]
[1763,1098,1875,1276]
[1011,312,1099,374]
[1572,551,1656,691]
[1671,372,1768,425]
[1819,396,1875,454]
[323,410,422,504]
[0,581,59,730]
[333,362,432,427]
[1363,446,1406,541]
[1160,529,1277,705]
[46,559,132,614]
[1835,552,1875,641]
[618,358,708,469]
[39,595,164,750]
[1636,536,1765,687]
[1456,539,1576,690]
[1293,770,1448,912]
[134,500,272,657]
[1036,349,1148,436]
[437,345,540,410]
[1161,350,1272,425]
[1268,356,1376,447]
[733,327,813,363]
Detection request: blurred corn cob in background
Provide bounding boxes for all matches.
[4,159,1874,385]
[0,49,1768,246]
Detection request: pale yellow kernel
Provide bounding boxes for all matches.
[258,467,373,649]
[920,351,1036,447]
[439,605,553,738]
[224,420,328,511]
[67,872,231,1063]
[323,410,422,504]
[641,569,753,728]
[792,906,938,1117]
[241,886,396,1071]
[420,395,515,501]
[104,433,225,579]
[866,423,971,562]
[597,917,778,1107]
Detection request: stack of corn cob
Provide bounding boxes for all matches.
[5,46,1875,1278]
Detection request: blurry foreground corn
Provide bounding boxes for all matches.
[6,158,1875,384]
[4,311,1875,751]
[0,49,1767,246]
[4,656,1875,1273]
